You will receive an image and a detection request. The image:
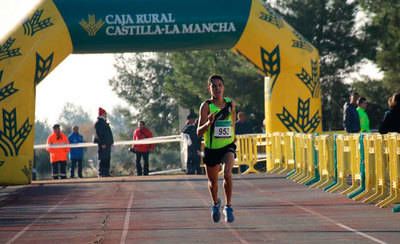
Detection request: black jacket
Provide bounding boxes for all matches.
[94,117,114,146]
[379,108,400,134]
[182,124,201,153]
[343,103,360,133]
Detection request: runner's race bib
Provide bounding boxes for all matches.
[214,120,232,138]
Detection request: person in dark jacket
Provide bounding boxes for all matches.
[379,92,400,134]
[182,111,202,175]
[343,92,360,133]
[235,111,253,135]
[68,125,84,178]
[94,107,114,177]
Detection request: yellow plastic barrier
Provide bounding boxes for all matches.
[278,132,295,174]
[265,133,274,172]
[376,133,400,208]
[353,134,377,201]
[310,135,335,189]
[341,134,362,195]
[287,134,304,180]
[326,135,353,193]
[288,134,312,182]
[239,135,259,175]
[362,134,390,203]
[256,134,267,169]
[236,135,245,169]
[296,134,316,184]
[268,132,284,173]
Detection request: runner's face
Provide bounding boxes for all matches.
[209,79,224,99]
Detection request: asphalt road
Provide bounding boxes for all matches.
[0,174,399,243]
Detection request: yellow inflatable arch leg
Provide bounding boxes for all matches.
[0,0,73,185]
[0,0,321,185]
[232,0,322,133]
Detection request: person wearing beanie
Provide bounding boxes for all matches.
[94,107,114,177]
[46,124,70,179]
[181,110,202,175]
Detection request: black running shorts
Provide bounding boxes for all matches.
[203,143,236,167]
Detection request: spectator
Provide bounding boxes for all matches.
[132,121,154,176]
[261,119,266,133]
[94,107,114,177]
[356,97,370,132]
[343,91,360,133]
[182,110,202,175]
[235,111,253,135]
[379,92,400,134]
[46,124,70,179]
[68,125,84,178]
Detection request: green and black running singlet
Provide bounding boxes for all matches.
[204,97,235,149]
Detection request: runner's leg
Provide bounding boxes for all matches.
[222,152,235,206]
[206,164,221,204]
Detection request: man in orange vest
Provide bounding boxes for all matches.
[47,124,70,179]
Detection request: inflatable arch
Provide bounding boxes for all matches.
[0,0,321,185]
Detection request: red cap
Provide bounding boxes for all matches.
[99,107,106,116]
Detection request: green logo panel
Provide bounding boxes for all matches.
[53,0,252,53]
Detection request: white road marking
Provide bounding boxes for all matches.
[120,191,134,244]
[6,195,69,244]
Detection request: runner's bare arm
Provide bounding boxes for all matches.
[231,100,236,141]
[197,102,214,137]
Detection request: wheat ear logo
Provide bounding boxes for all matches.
[23,9,53,36]
[80,14,105,36]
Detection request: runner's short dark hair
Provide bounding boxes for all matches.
[208,74,224,84]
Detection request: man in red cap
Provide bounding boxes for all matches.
[94,107,114,177]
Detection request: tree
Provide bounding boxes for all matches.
[57,102,92,134]
[109,53,179,136]
[33,120,51,179]
[34,120,51,144]
[107,106,135,175]
[274,0,372,130]
[359,0,400,90]
[166,50,264,132]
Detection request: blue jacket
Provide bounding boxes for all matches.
[68,132,84,159]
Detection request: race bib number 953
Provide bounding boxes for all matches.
[214,120,232,138]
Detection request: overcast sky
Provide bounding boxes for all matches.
[0,0,128,125]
